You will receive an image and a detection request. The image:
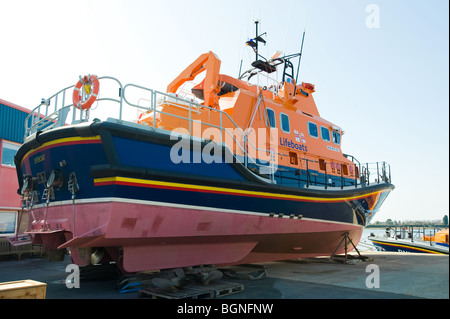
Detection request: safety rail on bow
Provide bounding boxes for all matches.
[24,76,124,139]
[23,76,277,182]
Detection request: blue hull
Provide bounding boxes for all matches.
[370,237,449,254]
[16,121,394,227]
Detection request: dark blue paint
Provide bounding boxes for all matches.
[113,136,245,181]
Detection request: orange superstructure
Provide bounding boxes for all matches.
[422,229,449,245]
[139,37,363,187]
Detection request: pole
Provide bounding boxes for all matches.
[238,59,243,78]
[295,31,306,84]
[255,20,259,61]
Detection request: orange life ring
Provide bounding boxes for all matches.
[72,74,100,110]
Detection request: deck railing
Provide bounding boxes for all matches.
[271,157,391,189]
[23,76,391,189]
[24,76,277,182]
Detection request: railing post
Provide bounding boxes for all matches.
[341,165,344,189]
[188,99,192,136]
[244,135,248,168]
[306,159,310,188]
[118,86,123,121]
[37,104,41,126]
[62,89,66,109]
[354,164,357,188]
[366,163,369,186]
[270,148,275,182]
[220,111,223,144]
[376,162,379,183]
[54,94,58,114]
[152,91,156,129]
[324,161,327,190]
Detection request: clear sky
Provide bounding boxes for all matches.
[0,0,448,223]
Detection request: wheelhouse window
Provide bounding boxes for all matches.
[1,141,20,167]
[280,113,290,133]
[332,131,341,145]
[308,122,318,138]
[321,126,330,142]
[266,108,276,128]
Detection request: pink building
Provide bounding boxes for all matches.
[0,98,31,238]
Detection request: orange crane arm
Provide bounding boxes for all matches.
[166,51,221,108]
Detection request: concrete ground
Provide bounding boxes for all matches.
[222,251,449,299]
[0,251,448,300]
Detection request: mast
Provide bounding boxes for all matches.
[254,20,259,61]
[295,30,306,84]
[246,20,266,62]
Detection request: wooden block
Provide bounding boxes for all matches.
[139,281,244,299]
[0,280,47,299]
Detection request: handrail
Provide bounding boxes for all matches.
[386,226,443,246]
[24,76,123,140]
[24,76,390,189]
[121,83,276,180]
[274,157,391,189]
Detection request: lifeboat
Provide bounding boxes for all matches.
[369,227,449,254]
[14,22,394,272]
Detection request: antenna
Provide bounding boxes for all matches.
[295,30,306,84]
[238,59,243,78]
[245,20,267,62]
[254,20,259,61]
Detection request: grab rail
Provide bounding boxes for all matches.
[23,76,391,189]
[122,83,277,181]
[274,158,391,189]
[24,76,123,138]
[24,76,275,181]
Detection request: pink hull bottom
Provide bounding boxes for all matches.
[27,200,363,272]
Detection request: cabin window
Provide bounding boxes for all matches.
[280,113,290,133]
[321,126,330,142]
[266,108,276,128]
[332,131,341,145]
[308,122,318,138]
[1,141,20,167]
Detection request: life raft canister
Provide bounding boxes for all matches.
[72,74,100,110]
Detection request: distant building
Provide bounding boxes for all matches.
[0,98,31,238]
